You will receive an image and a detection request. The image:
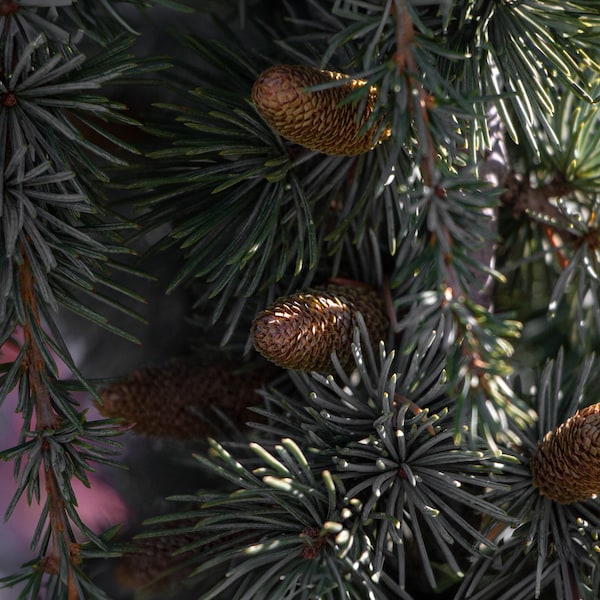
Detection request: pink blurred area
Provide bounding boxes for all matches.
[0,331,128,580]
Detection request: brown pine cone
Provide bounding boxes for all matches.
[252,64,388,156]
[530,403,600,504]
[252,284,388,372]
[115,528,199,593]
[98,361,272,439]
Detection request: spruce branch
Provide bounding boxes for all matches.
[149,438,393,600]
[445,0,600,155]
[457,351,600,600]
[250,319,519,595]
[0,251,126,597]
[134,37,323,307]
[0,2,162,597]
[2,2,599,598]
[393,0,436,186]
[496,82,600,347]
[117,3,600,598]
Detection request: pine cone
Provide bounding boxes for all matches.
[252,284,388,372]
[530,403,600,504]
[98,361,272,439]
[252,64,387,156]
[115,528,199,593]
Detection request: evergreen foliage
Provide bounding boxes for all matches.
[2,1,600,599]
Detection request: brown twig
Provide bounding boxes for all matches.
[18,248,81,598]
[393,0,477,314]
[501,172,578,269]
[394,393,436,436]
[501,173,573,225]
[393,0,436,186]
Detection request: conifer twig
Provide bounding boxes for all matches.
[473,100,506,310]
[393,0,435,186]
[18,250,81,599]
[501,173,573,225]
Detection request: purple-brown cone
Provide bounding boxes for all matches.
[531,403,600,504]
[252,64,387,156]
[115,528,198,593]
[98,360,272,439]
[252,284,388,372]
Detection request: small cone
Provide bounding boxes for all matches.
[531,403,600,504]
[115,530,198,593]
[252,64,387,156]
[98,361,271,439]
[252,284,388,372]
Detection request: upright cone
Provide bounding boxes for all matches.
[531,403,600,504]
[252,284,388,372]
[252,64,387,156]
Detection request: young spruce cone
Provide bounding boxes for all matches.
[98,360,271,439]
[252,64,387,156]
[115,528,199,593]
[530,403,600,504]
[252,284,388,372]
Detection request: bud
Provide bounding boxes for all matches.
[98,361,271,439]
[252,285,388,372]
[252,64,387,156]
[530,403,600,504]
